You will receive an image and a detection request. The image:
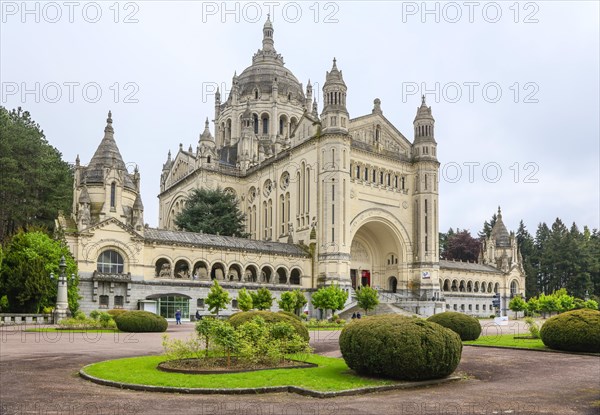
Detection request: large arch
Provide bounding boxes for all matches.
[349,211,409,291]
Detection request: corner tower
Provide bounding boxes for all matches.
[412,96,440,299]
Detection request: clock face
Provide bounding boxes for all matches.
[422,271,431,279]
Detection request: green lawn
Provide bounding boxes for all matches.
[82,354,397,391]
[26,328,119,333]
[464,334,547,350]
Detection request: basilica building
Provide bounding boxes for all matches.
[58,18,525,319]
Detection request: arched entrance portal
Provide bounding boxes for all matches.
[350,219,404,292]
[388,276,398,293]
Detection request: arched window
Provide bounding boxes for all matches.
[262,115,269,135]
[253,114,259,134]
[97,250,124,274]
[510,280,518,296]
[110,182,116,208]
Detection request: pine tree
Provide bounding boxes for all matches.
[516,220,537,297]
[174,187,249,237]
[0,107,73,241]
[478,212,498,239]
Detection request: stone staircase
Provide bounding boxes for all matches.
[338,302,418,320]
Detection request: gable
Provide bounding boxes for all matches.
[349,113,412,156]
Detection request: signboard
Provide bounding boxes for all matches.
[421,271,431,279]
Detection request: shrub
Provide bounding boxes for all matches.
[339,315,462,381]
[106,309,128,318]
[114,311,168,333]
[229,311,309,341]
[540,309,600,353]
[524,317,540,339]
[427,312,482,341]
[236,317,311,365]
[278,310,301,321]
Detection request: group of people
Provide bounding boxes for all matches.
[351,312,362,319]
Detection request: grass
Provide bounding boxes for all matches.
[464,333,547,350]
[26,328,119,333]
[82,353,398,391]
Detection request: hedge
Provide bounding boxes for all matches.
[106,309,128,318]
[427,311,482,341]
[228,311,309,341]
[113,311,168,333]
[339,315,462,381]
[540,309,600,353]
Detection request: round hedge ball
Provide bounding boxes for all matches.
[540,309,600,353]
[228,311,309,341]
[113,311,168,333]
[427,311,482,341]
[339,315,463,381]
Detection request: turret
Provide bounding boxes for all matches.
[320,58,349,134]
[214,87,221,120]
[413,95,437,161]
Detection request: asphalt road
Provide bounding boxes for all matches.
[0,321,598,415]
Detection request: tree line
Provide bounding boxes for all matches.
[440,214,600,300]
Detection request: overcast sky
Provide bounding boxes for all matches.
[2,1,598,235]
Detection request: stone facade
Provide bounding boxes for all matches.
[58,18,525,319]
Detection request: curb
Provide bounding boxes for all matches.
[463,344,600,356]
[79,367,461,398]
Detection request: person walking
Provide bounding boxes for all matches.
[175,309,181,325]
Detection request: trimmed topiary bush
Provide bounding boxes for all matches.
[339,315,462,381]
[113,311,168,333]
[277,310,301,321]
[427,311,482,341]
[540,309,600,353]
[229,311,309,341]
[106,309,128,318]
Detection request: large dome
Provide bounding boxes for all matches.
[236,16,305,102]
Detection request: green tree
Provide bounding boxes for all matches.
[212,321,240,368]
[0,229,79,313]
[174,187,249,237]
[0,107,73,241]
[195,317,220,357]
[516,220,538,297]
[250,287,273,310]
[526,296,540,316]
[311,284,348,319]
[277,289,308,315]
[237,288,253,312]
[508,295,527,319]
[439,228,455,259]
[355,286,379,315]
[206,280,230,316]
[538,293,559,318]
[478,211,498,239]
[292,289,307,315]
[278,291,297,313]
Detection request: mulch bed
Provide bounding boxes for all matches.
[157,357,317,374]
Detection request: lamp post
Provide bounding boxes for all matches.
[54,255,70,323]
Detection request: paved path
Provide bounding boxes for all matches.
[1,322,598,415]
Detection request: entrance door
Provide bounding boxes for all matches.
[351,269,357,290]
[389,276,398,293]
[361,270,371,287]
[157,296,190,320]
